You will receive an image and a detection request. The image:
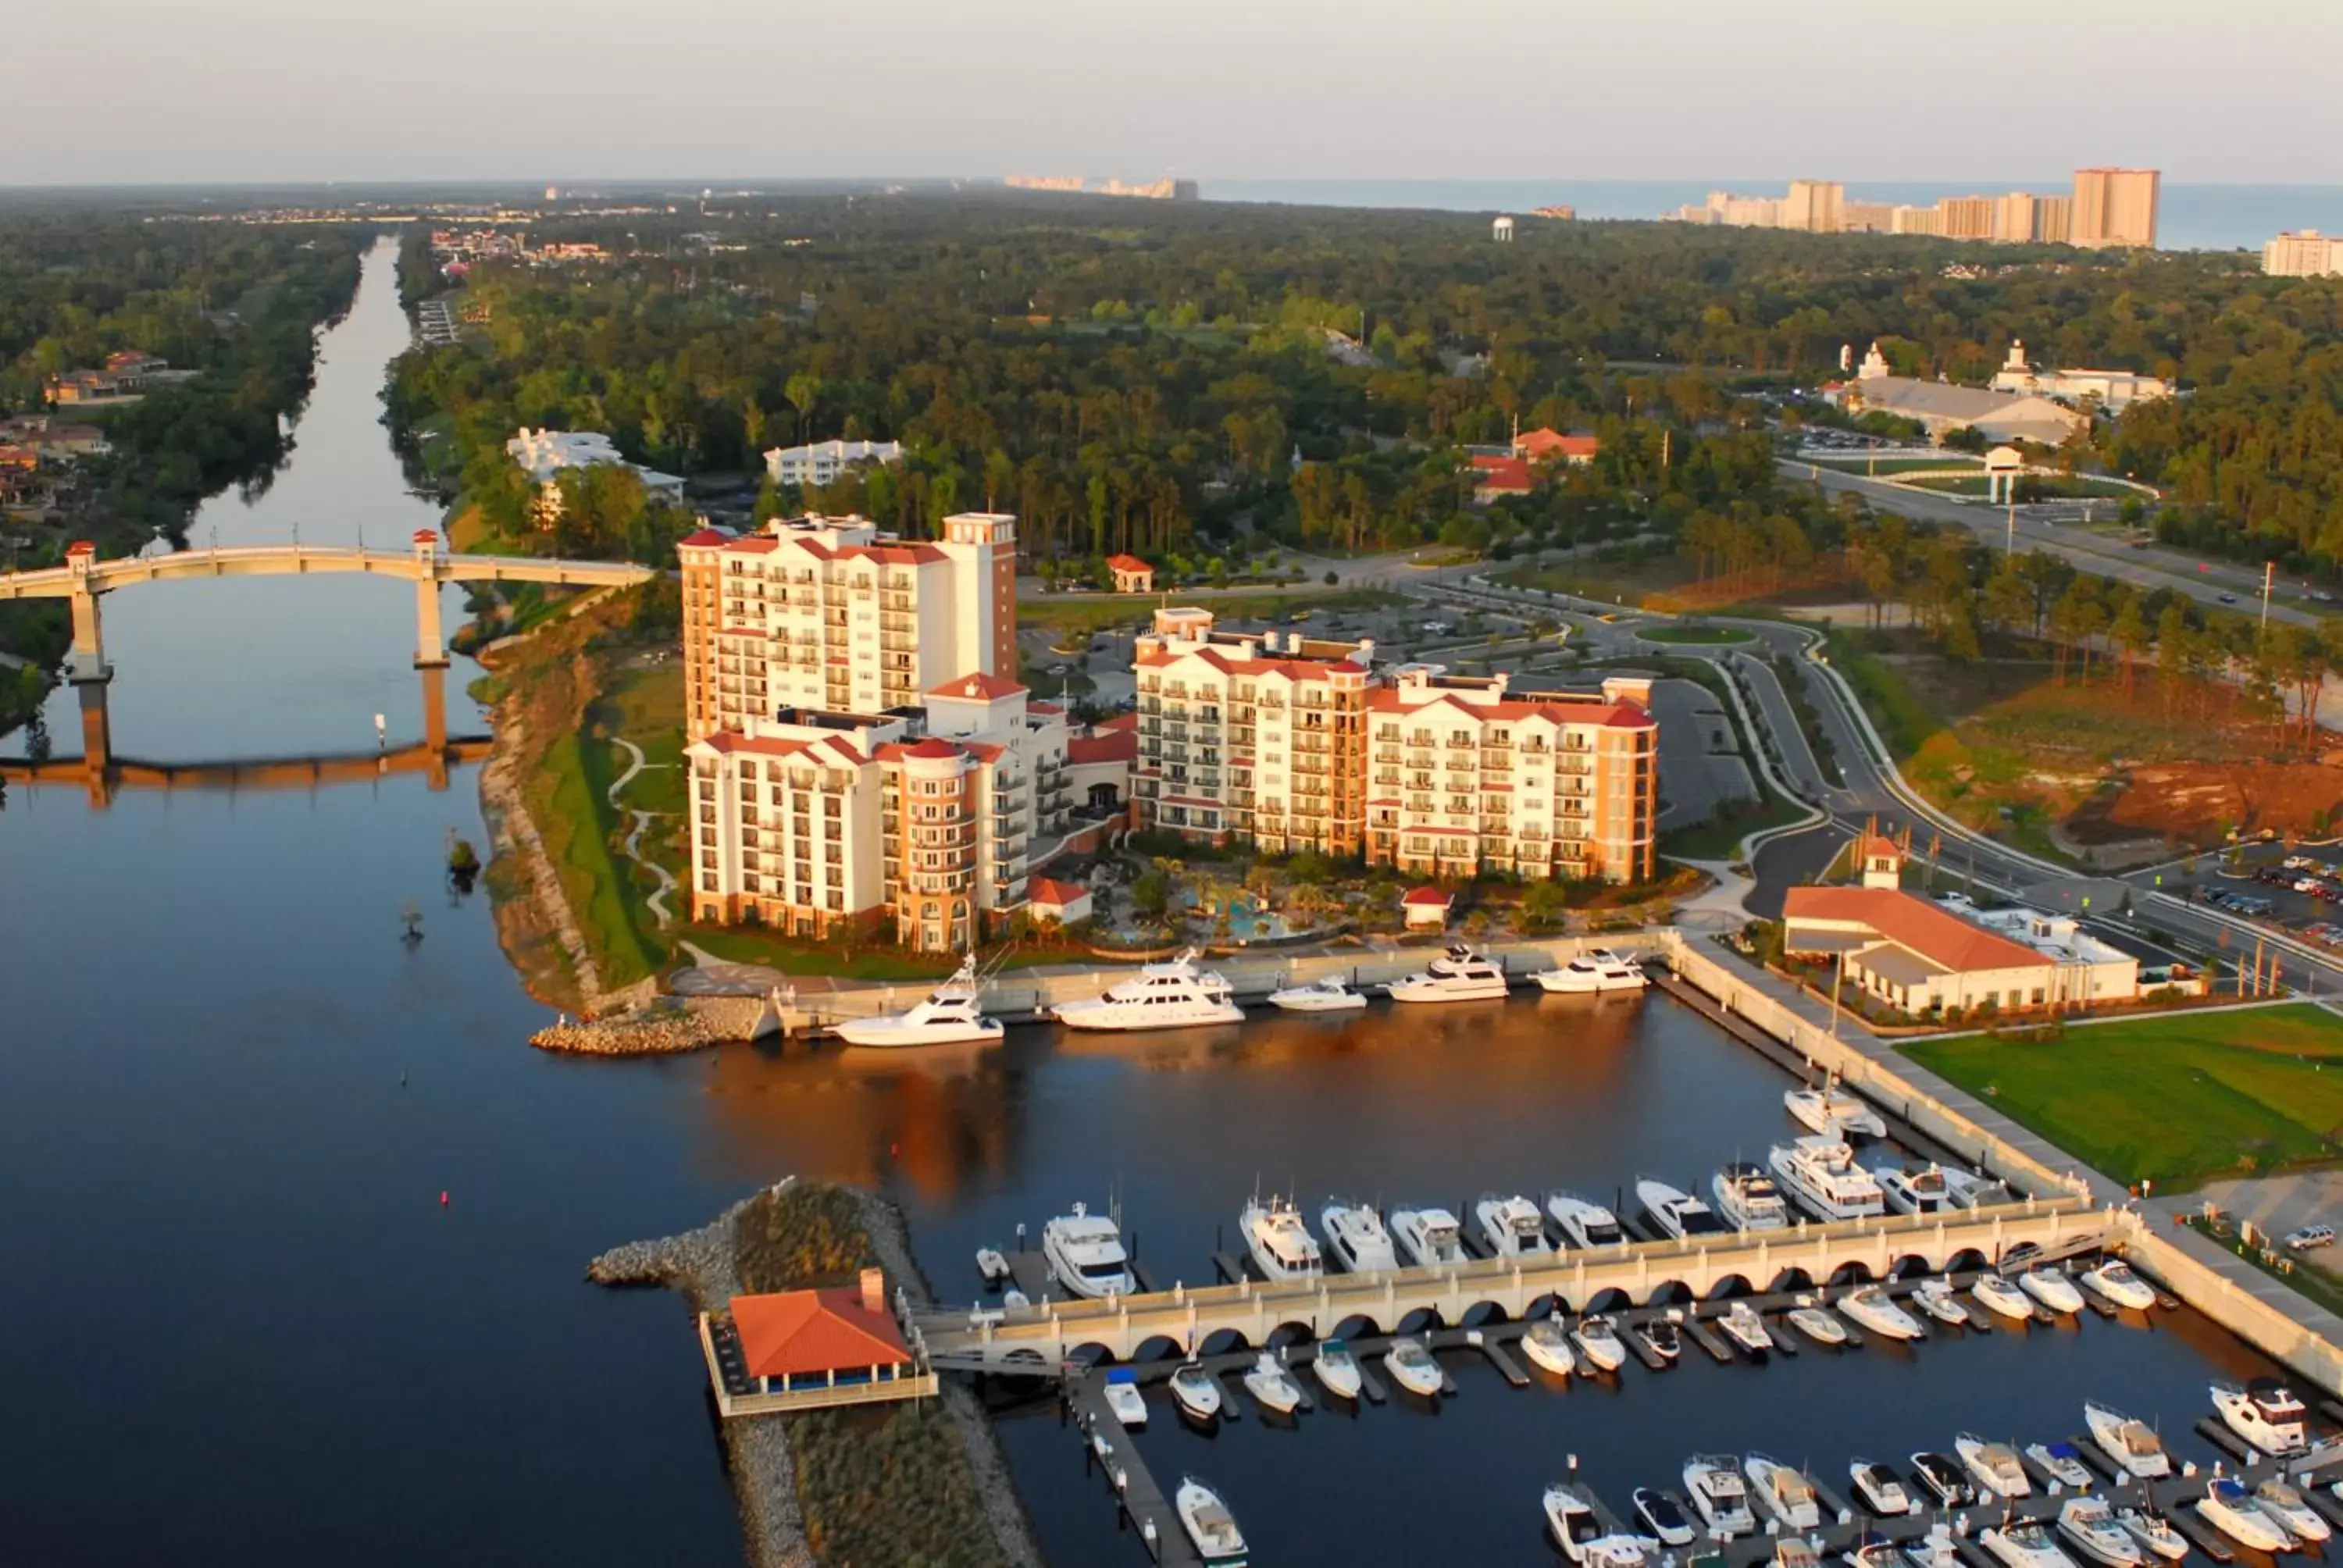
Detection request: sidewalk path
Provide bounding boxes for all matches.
[607,734,677,926]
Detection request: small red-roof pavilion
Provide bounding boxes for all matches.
[1106,553,1155,593]
[1401,886,1453,929]
[731,1284,912,1385]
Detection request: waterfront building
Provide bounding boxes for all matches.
[703,1269,936,1417]
[1782,884,2142,1016]
[2264,230,2343,277]
[2072,167,2159,249]
[1024,876,1094,926]
[505,426,686,527]
[1106,553,1155,593]
[1402,886,1453,929]
[1988,340,2170,412]
[762,437,905,488]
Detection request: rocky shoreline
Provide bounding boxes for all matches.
[527,989,764,1057]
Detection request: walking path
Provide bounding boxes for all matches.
[606,734,676,927]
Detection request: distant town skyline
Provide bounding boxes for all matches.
[9,0,2341,187]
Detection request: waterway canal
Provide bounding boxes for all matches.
[0,241,2309,1568]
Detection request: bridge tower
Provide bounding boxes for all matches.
[412,529,449,669]
[63,540,111,686]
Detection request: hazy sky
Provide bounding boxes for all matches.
[10,0,2341,187]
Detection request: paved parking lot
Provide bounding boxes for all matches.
[2159,843,2343,964]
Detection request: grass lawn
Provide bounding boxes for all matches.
[1017,586,1404,638]
[532,731,668,990]
[1660,786,1811,861]
[1641,623,1754,645]
[1903,1003,2343,1189]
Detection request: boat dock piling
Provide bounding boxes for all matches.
[1070,1381,1201,1568]
[1471,1330,1532,1388]
[2194,1417,2256,1463]
[1681,1315,1735,1363]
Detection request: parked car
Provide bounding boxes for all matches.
[2284,1225,2336,1252]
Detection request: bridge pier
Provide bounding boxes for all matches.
[64,543,111,685]
[412,529,449,670]
[419,665,449,791]
[77,679,114,812]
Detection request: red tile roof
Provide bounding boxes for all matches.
[1026,876,1089,907]
[1781,886,2050,973]
[1098,712,1139,732]
[1401,886,1453,907]
[1515,428,1600,461]
[1367,689,1655,729]
[929,672,1028,701]
[731,1288,911,1379]
[1106,553,1153,572]
[1066,730,1137,765]
[1470,454,1534,492]
[699,732,869,766]
[679,528,732,548]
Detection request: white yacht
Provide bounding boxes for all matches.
[1955,1434,2033,1499]
[1846,1533,1904,1568]
[1522,1315,1578,1377]
[1264,975,1367,1013]
[2083,1402,2170,1479]
[1714,1162,1792,1231]
[1838,1286,1924,1341]
[1788,1303,1849,1347]
[2027,1442,2094,1491]
[1385,943,1511,1003]
[1318,1199,1398,1274]
[2196,1478,2291,1553]
[1981,1520,2077,1568]
[1547,1191,1625,1249]
[1176,1476,1250,1566]
[1390,1204,1465,1267]
[1684,1455,1758,1537]
[1384,1335,1444,1398]
[1904,1528,1964,1568]
[1309,1338,1363,1401]
[2078,1259,2157,1311]
[1911,1279,1968,1325]
[2020,1266,2085,1316]
[1942,1169,2014,1210]
[2252,1478,2329,1543]
[1849,1460,1912,1516]
[1972,1274,2036,1322]
[1052,949,1244,1031]
[1635,1488,1697,1548]
[1546,1483,1653,1568]
[1476,1192,1554,1260]
[1168,1360,1223,1423]
[1874,1164,1957,1217]
[1631,1317,1682,1365]
[832,955,1004,1046]
[1239,1195,1323,1284]
[1240,1352,1304,1416]
[1040,1202,1136,1299]
[2058,1499,2145,1568]
[1639,1177,1731,1241]
[2114,1509,2188,1562]
[1103,1367,1147,1427]
[1769,1136,1888,1221]
[2212,1377,2307,1455]
[1535,948,1648,994]
[1718,1300,1776,1356]
[1746,1454,1823,1531]
[1910,1452,1971,1509]
[1785,1075,1887,1140]
[1572,1313,1628,1373]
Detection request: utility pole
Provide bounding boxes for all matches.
[1830,946,1847,1039]
[2260,560,2274,638]
[2006,497,2017,558]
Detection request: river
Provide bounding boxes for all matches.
[0,241,2305,1567]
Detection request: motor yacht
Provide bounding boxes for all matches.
[1942,1169,2014,1210]
[1264,975,1368,1013]
[1713,1162,1792,1232]
[1910,1452,1971,1509]
[1849,1460,1912,1515]
[2078,1259,2157,1312]
[1040,1202,1136,1299]
[1548,1191,1625,1249]
[1522,1316,1579,1377]
[1911,1279,1969,1326]
[1631,1317,1681,1366]
[1572,1313,1628,1373]
[1972,1274,2036,1322]
[2252,1477,2329,1543]
[2196,1478,2292,1552]
[1777,1541,1824,1568]
[1169,1360,1223,1423]
[1535,948,1649,994]
[2082,1402,2170,1479]
[2113,1509,2188,1562]
[1176,1476,1250,1566]
[1390,1205,1466,1267]
[2026,1442,2093,1491]
[2020,1266,2085,1316]
[2057,1499,2144,1568]
[1746,1455,1823,1531]
[1545,1483,1653,1568]
[1684,1456,1758,1537]
[1318,1199,1398,1273]
[1955,1434,2033,1499]
[1103,1367,1147,1427]
[833,954,1004,1046]
[1788,1304,1849,1347]
[1240,1352,1303,1416]
[1874,1163,1957,1217]
[1239,1194,1323,1284]
[1785,1074,1888,1140]
[1476,1192,1555,1260]
[1718,1300,1776,1356]
[1981,1520,2077,1568]
[1838,1286,1925,1341]
[2212,1377,2308,1455]
[1384,1335,1444,1398]
[1639,1177,1731,1241]
[1903,1528,1963,1568]
[1385,943,1511,1003]
[1052,950,1245,1031]
[1769,1136,1888,1221]
[1635,1487,1696,1548]
[1309,1339,1363,1402]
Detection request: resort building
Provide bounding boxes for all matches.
[2264,230,2343,278]
[505,426,686,526]
[1782,883,2142,1017]
[2071,167,2159,249]
[763,438,905,488]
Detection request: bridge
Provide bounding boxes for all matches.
[911,1196,2113,1371]
[0,533,654,680]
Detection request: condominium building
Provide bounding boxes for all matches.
[1938,196,1995,242]
[1992,191,2038,244]
[2263,230,2343,277]
[2032,195,2073,244]
[763,438,905,488]
[679,512,1018,743]
[506,426,686,526]
[2072,167,2159,249]
[1783,180,1846,234]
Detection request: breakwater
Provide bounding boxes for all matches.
[530,992,775,1056]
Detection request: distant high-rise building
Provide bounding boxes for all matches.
[1784,180,1846,233]
[1890,204,1942,237]
[2032,196,2073,245]
[1992,192,2038,244]
[1938,196,1995,241]
[2263,230,2343,277]
[2072,168,2159,248]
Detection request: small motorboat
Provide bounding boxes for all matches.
[2083,1402,2170,1479]
[2196,1477,2292,1552]
[1846,1532,1903,1568]
[1103,1367,1147,1427]
[1910,1452,1972,1509]
[1639,1177,1731,1241]
[1475,1192,1555,1260]
[1385,943,1511,1003]
[1718,1300,1776,1356]
[1546,1482,1653,1568]
[1850,1459,1913,1515]
[1240,1352,1303,1416]
[2057,1499,2143,1568]
[1714,1161,1793,1232]
[1176,1475,1250,1566]
[1904,1527,1963,1568]
[1168,1360,1223,1423]
[2027,1441,2093,1491]
[1684,1455,1757,1537]
[1632,1317,1682,1366]
[1973,1274,2036,1322]
[1265,974,1368,1013]
[2212,1376,2308,1455]
[1548,1191,1626,1249]
[1309,1338,1363,1402]
[1384,1335,1443,1398]
[1572,1314,1628,1373]
[1535,948,1649,993]
[2020,1266,2086,1316]
[1911,1278,1968,1326]
[1778,1541,1824,1568]
[1785,1074,1887,1140]
[1956,1433,2032,1499]
[1390,1205,1466,1267]
[1522,1315,1579,1377]
[2079,1258,2157,1311]
[2252,1477,2330,1542]
[1319,1199,1399,1274]
[2114,1509,2187,1562]
[1746,1454,1823,1531]
[1838,1285,1925,1341]
[975,1246,1011,1286]
[1875,1163,1958,1216]
[1981,1519,2078,1568]
[1635,1486,1697,1548]
[1942,1169,2014,1210]
[1788,1304,1849,1347]
[1002,1288,1030,1310]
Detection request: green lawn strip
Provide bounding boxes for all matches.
[1903,1005,2343,1188]
[1660,787,1810,861]
[1825,638,1946,761]
[1640,624,1753,644]
[534,731,667,989]
[1016,586,1404,638]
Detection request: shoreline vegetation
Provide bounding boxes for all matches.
[587,1179,1039,1568]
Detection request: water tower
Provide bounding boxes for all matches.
[1492,215,1516,242]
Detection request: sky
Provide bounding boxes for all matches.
[9,0,2343,187]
